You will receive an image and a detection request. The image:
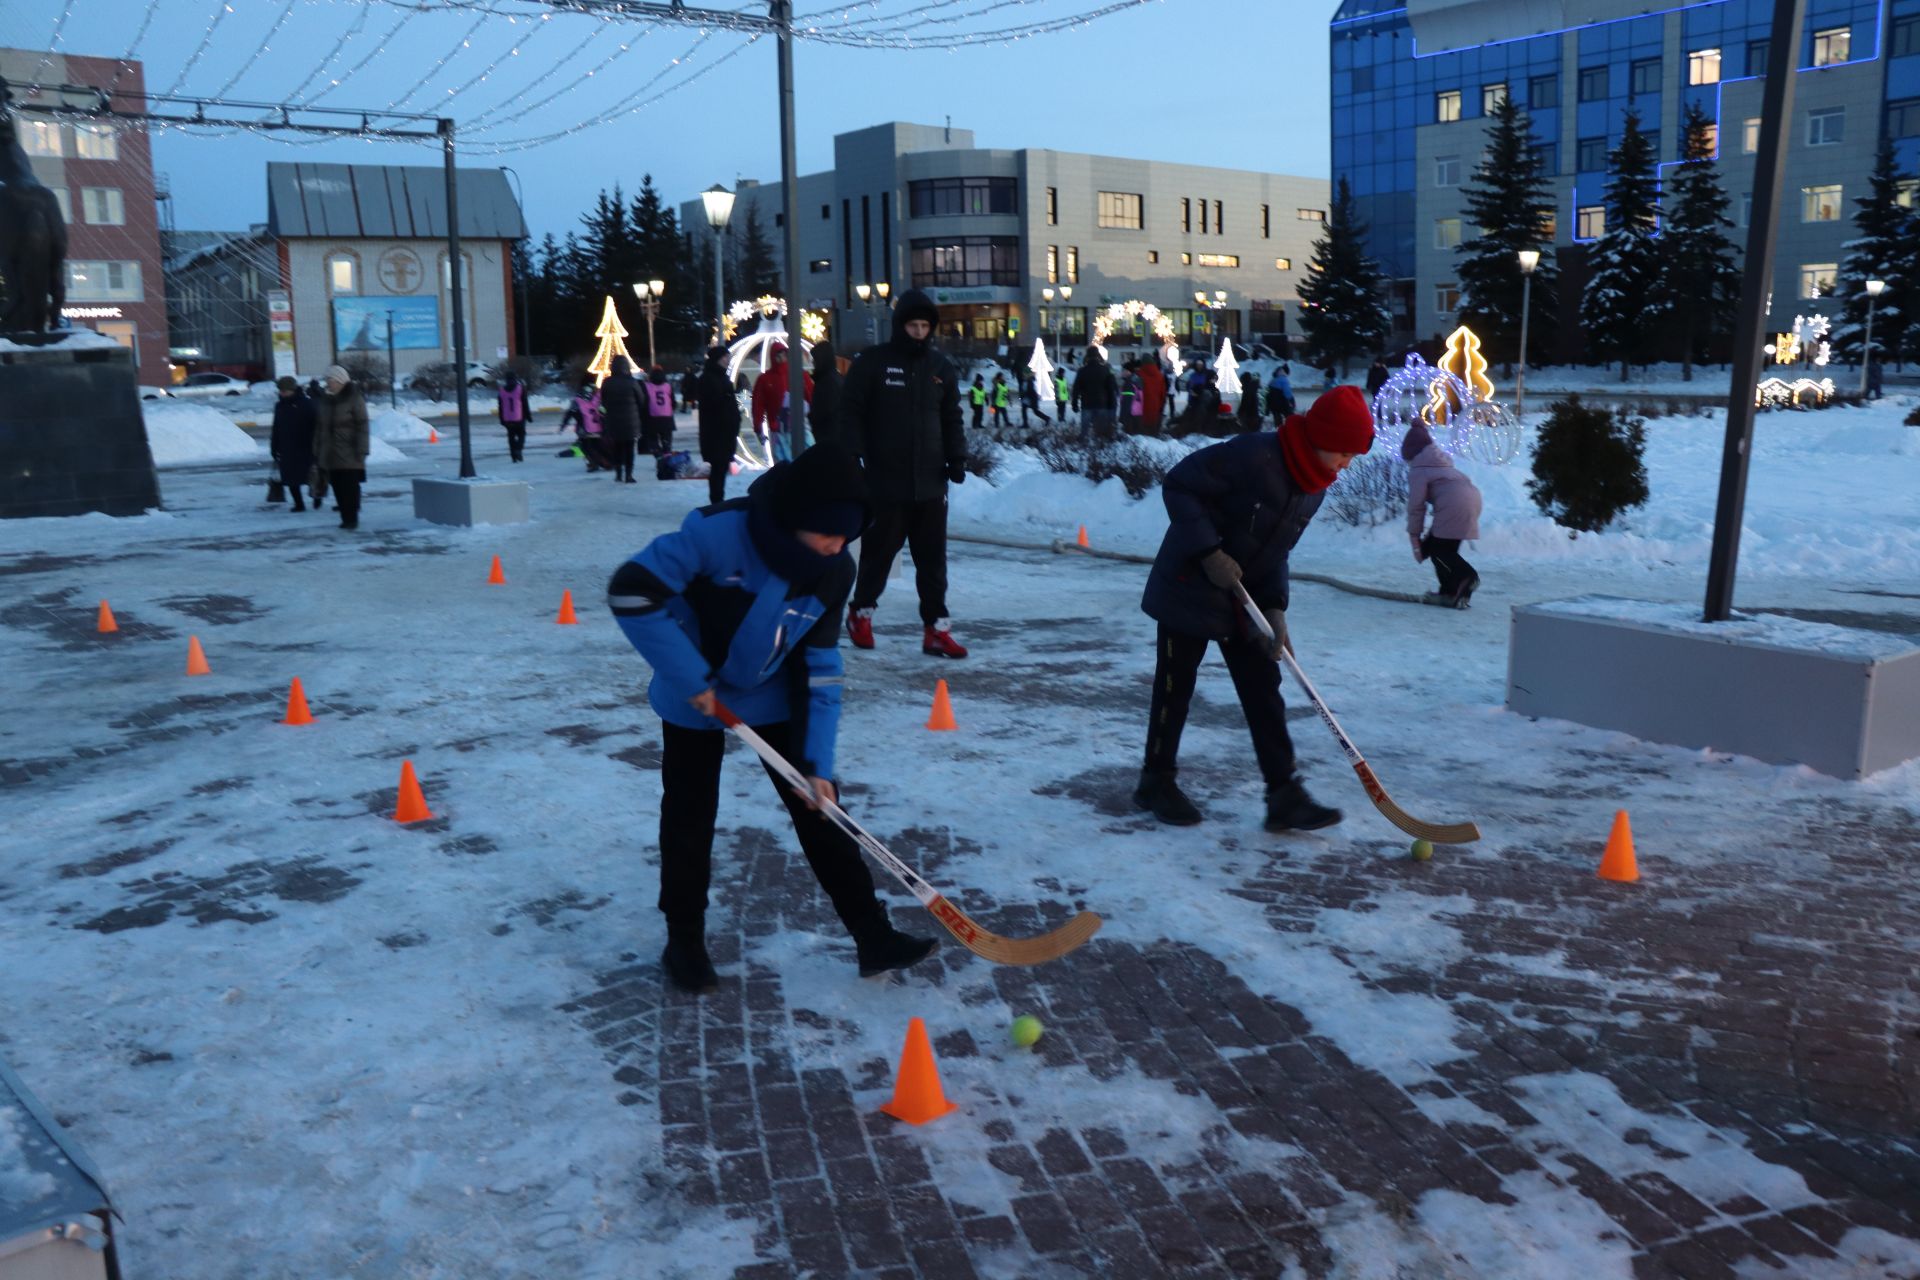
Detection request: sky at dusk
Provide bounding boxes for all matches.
[4,0,1335,242]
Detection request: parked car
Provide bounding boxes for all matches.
[404,361,495,393]
[138,386,173,400]
[169,372,251,398]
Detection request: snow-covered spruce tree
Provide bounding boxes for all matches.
[1455,93,1558,373]
[1654,102,1743,381]
[1527,394,1649,534]
[1580,109,1664,381]
[1831,137,1912,370]
[1296,177,1393,377]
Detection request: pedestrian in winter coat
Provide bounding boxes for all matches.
[1138,359,1168,431]
[1053,370,1071,424]
[1867,359,1885,399]
[1265,369,1294,421]
[270,376,316,512]
[558,384,610,472]
[1403,421,1483,605]
[1019,369,1051,426]
[644,365,677,457]
[1365,358,1390,400]
[1238,372,1263,432]
[313,365,371,530]
[1135,384,1376,833]
[497,371,529,463]
[810,341,843,451]
[696,346,742,506]
[600,356,644,483]
[680,366,700,413]
[990,374,1011,429]
[751,344,814,464]
[969,376,987,430]
[837,286,969,659]
[1071,348,1119,439]
[607,443,938,993]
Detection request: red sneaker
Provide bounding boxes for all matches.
[922,619,968,659]
[847,609,875,650]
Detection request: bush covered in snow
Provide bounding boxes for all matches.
[1027,425,1178,499]
[1322,452,1408,528]
[338,353,391,394]
[1907,403,1920,427]
[1527,395,1649,534]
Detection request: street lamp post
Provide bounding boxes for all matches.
[1516,249,1540,418]
[855,283,874,346]
[1860,278,1887,397]
[500,164,531,359]
[700,184,736,348]
[632,278,665,368]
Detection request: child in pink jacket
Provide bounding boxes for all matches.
[1403,421,1483,606]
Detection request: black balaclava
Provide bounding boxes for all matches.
[890,288,940,358]
[746,443,871,589]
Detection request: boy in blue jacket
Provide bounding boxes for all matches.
[608,444,937,992]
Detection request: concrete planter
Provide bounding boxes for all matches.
[0,339,161,518]
[1507,597,1920,780]
[412,476,530,527]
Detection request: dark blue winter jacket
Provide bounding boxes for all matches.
[608,488,853,776]
[1141,431,1323,642]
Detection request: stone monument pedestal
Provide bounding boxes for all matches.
[0,336,161,518]
[412,475,530,526]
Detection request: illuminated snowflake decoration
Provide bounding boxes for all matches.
[800,311,827,344]
[1087,301,1183,378]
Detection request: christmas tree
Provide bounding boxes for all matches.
[1580,108,1664,381]
[1214,336,1242,397]
[1296,177,1392,377]
[1831,137,1911,370]
[1028,338,1053,391]
[1456,92,1558,371]
[586,295,634,387]
[1653,102,1743,381]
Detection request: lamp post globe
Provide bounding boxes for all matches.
[700,184,735,346]
[1861,278,1888,396]
[1516,248,1540,418]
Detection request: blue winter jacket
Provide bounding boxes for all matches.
[608,501,852,777]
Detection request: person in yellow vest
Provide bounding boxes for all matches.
[990,373,1011,429]
[1054,370,1071,424]
[969,375,987,430]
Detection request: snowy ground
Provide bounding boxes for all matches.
[2,403,1918,1278]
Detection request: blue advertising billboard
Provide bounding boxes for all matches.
[333,296,441,352]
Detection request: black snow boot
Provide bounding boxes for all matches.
[1264,776,1342,833]
[854,918,939,978]
[662,921,719,993]
[1134,769,1202,826]
[1454,573,1481,608]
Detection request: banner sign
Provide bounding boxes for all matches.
[267,290,295,378]
[332,296,440,352]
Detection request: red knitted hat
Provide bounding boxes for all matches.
[1302,385,1376,454]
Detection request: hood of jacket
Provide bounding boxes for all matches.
[744,443,871,588]
[647,366,669,384]
[890,288,940,348]
[811,340,837,374]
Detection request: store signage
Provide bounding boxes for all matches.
[62,305,124,320]
[332,296,441,352]
[268,290,296,379]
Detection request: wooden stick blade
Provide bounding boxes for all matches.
[927,895,1103,966]
[1353,762,1481,844]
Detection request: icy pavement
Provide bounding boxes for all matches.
[1,427,1918,1278]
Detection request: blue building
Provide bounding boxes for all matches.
[1330,0,1918,355]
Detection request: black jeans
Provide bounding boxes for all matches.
[971,403,984,430]
[853,497,949,624]
[1144,624,1296,788]
[608,437,636,480]
[658,720,884,935]
[330,468,365,528]
[707,464,727,506]
[1421,535,1477,596]
[504,421,526,462]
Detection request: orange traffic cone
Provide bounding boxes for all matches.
[429,428,440,444]
[1076,524,1090,548]
[1598,810,1639,882]
[487,555,506,585]
[393,760,433,824]
[926,679,957,732]
[879,1017,959,1125]
[556,589,578,625]
[281,677,313,726]
[96,600,119,633]
[185,635,211,676]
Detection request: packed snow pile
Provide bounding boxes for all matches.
[370,409,434,442]
[141,401,262,467]
[0,329,122,353]
[366,437,407,463]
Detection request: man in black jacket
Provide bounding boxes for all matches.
[695,346,740,506]
[1072,347,1119,440]
[837,288,970,659]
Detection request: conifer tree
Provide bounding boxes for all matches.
[734,202,782,298]
[1654,102,1742,381]
[1580,109,1664,381]
[1295,177,1392,376]
[1455,92,1558,371]
[1831,137,1911,370]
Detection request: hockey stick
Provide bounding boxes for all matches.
[1235,587,1482,845]
[710,699,1103,965]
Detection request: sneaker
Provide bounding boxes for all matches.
[855,922,939,978]
[922,619,969,659]
[1264,776,1342,832]
[847,608,875,650]
[662,930,719,993]
[1133,769,1202,826]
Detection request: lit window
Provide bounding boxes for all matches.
[1801,184,1844,222]
[1434,282,1460,313]
[1806,107,1845,146]
[1482,83,1508,114]
[1743,118,1761,152]
[1688,48,1721,85]
[1577,205,1606,238]
[73,124,118,160]
[1046,245,1058,285]
[1065,246,1078,284]
[1699,124,1719,156]
[1434,217,1463,249]
[1436,90,1462,123]
[1097,191,1143,230]
[24,120,63,156]
[1147,250,1159,264]
[81,187,124,226]
[808,259,832,273]
[1297,208,1325,222]
[1274,257,1292,270]
[1196,253,1240,268]
[1894,179,1919,209]
[1181,252,1192,265]
[64,260,142,301]
[328,255,357,295]
[1811,26,1850,66]
[1799,263,1837,298]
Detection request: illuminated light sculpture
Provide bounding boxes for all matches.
[1754,314,1835,409]
[1028,338,1054,391]
[1090,300,1183,377]
[1214,336,1242,398]
[1370,338,1522,467]
[586,295,634,388]
[1430,324,1495,423]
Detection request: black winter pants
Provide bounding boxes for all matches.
[330,468,365,528]
[1421,536,1477,597]
[657,720,884,935]
[707,465,727,506]
[609,438,636,480]
[1144,624,1296,788]
[504,421,526,462]
[852,497,949,625]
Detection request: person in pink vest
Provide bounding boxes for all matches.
[557,381,609,472]
[497,371,529,463]
[643,365,677,458]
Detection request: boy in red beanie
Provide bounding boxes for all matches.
[1135,384,1375,831]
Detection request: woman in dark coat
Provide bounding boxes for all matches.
[695,346,741,506]
[599,355,644,483]
[269,376,316,512]
[809,341,842,451]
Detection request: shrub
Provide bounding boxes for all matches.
[338,353,391,394]
[1907,403,1920,426]
[1322,451,1408,528]
[1527,394,1649,534]
[408,361,459,402]
[1028,423,1173,499]
[963,430,1003,482]
[489,356,538,386]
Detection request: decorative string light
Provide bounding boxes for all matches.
[166,2,237,96]
[296,7,410,104]
[462,15,623,131]
[207,0,301,100]
[433,11,553,105]
[385,12,490,112]
[32,0,77,86]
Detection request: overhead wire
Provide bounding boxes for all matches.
[207,0,301,100]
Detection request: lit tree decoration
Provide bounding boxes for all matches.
[1429,324,1495,423]
[1028,338,1054,390]
[1214,336,1241,398]
[586,294,634,388]
[1372,355,1473,456]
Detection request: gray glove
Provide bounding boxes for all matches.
[1264,608,1290,659]
[1200,548,1242,590]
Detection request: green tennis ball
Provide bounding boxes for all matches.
[1010,1015,1043,1047]
[1410,839,1434,862]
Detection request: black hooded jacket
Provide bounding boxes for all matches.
[696,351,742,465]
[837,289,963,502]
[809,341,843,452]
[600,357,643,442]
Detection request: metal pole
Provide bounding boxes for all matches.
[773,0,807,451]
[712,232,725,347]
[442,119,475,480]
[501,166,530,359]
[1704,0,1804,622]
[646,302,657,368]
[1515,272,1532,419]
[1859,293,1877,397]
[386,308,397,410]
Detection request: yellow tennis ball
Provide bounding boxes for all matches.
[1010,1015,1043,1047]
[1410,838,1434,862]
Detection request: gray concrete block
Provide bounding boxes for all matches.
[0,342,161,518]
[411,476,530,526]
[1507,597,1920,780]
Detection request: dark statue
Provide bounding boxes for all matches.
[0,76,69,333]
